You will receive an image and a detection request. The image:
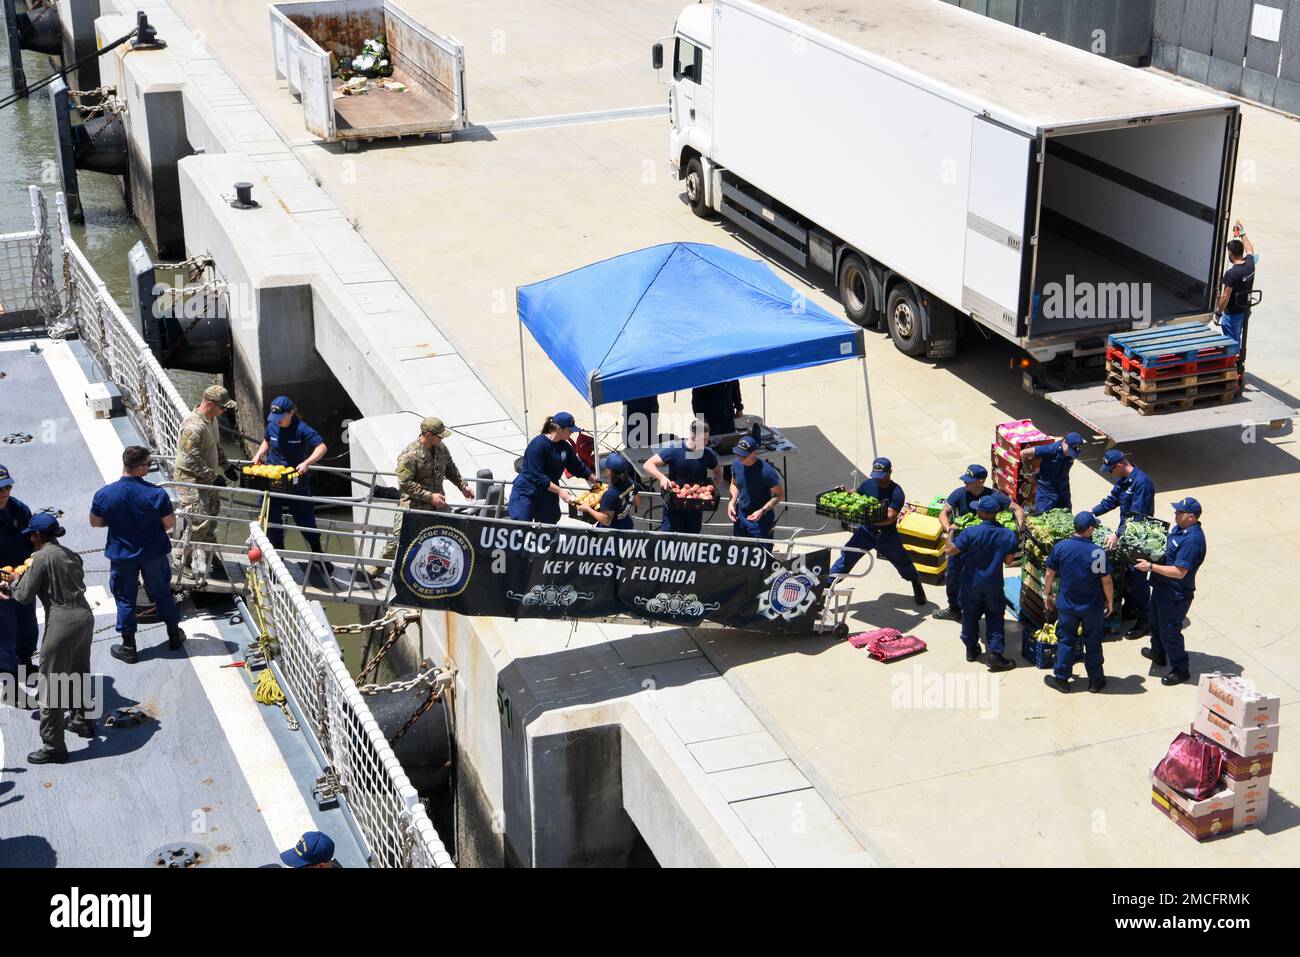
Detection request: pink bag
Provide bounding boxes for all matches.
[866,633,927,662]
[1154,731,1224,799]
[848,627,900,649]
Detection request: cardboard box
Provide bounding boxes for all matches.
[1196,673,1281,728]
[1232,790,1269,831]
[1150,768,1235,815]
[1151,786,1233,842]
[1193,706,1280,756]
[1220,747,1274,782]
[1225,774,1270,806]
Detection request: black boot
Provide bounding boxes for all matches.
[965,644,982,663]
[1140,646,1167,668]
[111,633,139,665]
[67,717,96,738]
[912,580,927,606]
[1088,677,1108,694]
[934,606,962,622]
[1043,674,1071,694]
[166,622,186,651]
[27,747,68,764]
[987,654,1016,672]
[1161,671,1190,687]
[1125,616,1149,639]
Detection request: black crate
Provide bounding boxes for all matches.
[815,488,887,525]
[663,486,720,512]
[240,469,301,493]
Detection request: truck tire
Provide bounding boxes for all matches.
[886,286,926,357]
[837,252,875,327]
[684,157,711,218]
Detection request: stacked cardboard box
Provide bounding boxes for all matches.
[898,510,945,585]
[1151,673,1279,840]
[990,419,1050,507]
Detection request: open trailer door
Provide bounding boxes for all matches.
[962,117,1036,341]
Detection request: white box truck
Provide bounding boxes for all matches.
[654,0,1243,395]
[270,0,467,147]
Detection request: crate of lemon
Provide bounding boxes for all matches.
[568,484,608,524]
[241,463,301,492]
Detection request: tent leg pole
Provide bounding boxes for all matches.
[591,399,600,473]
[861,357,878,461]
[517,315,530,433]
[761,375,767,425]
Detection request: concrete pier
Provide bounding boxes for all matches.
[54,0,1300,866]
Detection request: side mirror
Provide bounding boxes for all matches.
[652,42,664,71]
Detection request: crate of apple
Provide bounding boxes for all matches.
[664,482,717,511]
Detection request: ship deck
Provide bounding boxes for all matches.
[0,336,367,868]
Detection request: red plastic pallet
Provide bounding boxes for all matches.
[1104,348,1240,380]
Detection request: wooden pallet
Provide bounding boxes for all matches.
[1105,367,1239,396]
[1105,383,1239,416]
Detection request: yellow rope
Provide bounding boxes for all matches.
[254,666,286,705]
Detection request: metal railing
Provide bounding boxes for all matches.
[247,524,452,868]
[3,190,453,868]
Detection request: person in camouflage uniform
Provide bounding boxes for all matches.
[174,385,240,578]
[377,417,474,568]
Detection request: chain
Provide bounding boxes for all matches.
[359,664,450,697]
[334,609,417,636]
[69,87,126,118]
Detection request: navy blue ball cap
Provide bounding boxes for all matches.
[1100,449,1127,473]
[280,831,335,867]
[975,495,1000,514]
[1172,497,1202,517]
[604,451,628,474]
[552,411,582,432]
[21,512,62,536]
[960,464,988,483]
[1065,432,1084,456]
[734,435,758,455]
[869,457,892,479]
[1074,510,1099,530]
[268,395,295,419]
[0,464,12,489]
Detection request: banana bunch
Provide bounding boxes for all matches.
[243,464,297,480]
[1034,622,1057,645]
[575,483,606,509]
[0,557,34,583]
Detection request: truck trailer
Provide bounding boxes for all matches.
[655,0,1242,394]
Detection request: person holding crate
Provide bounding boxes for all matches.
[1089,449,1156,638]
[1042,512,1114,694]
[643,418,723,534]
[935,464,1024,622]
[1020,431,1083,513]
[944,496,1018,671]
[727,435,783,551]
[508,412,599,524]
[828,457,927,606]
[1137,498,1207,687]
[251,397,330,568]
[576,453,639,529]
[174,385,242,580]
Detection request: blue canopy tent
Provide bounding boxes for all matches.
[516,242,878,461]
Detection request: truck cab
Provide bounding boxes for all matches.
[660,5,715,213]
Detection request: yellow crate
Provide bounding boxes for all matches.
[909,556,948,576]
[903,540,946,561]
[897,511,943,543]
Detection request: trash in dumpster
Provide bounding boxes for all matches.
[338,36,393,79]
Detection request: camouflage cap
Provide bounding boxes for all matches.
[420,416,450,437]
[202,385,237,410]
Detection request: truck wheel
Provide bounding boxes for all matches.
[886,287,926,357]
[684,158,711,218]
[837,253,875,327]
